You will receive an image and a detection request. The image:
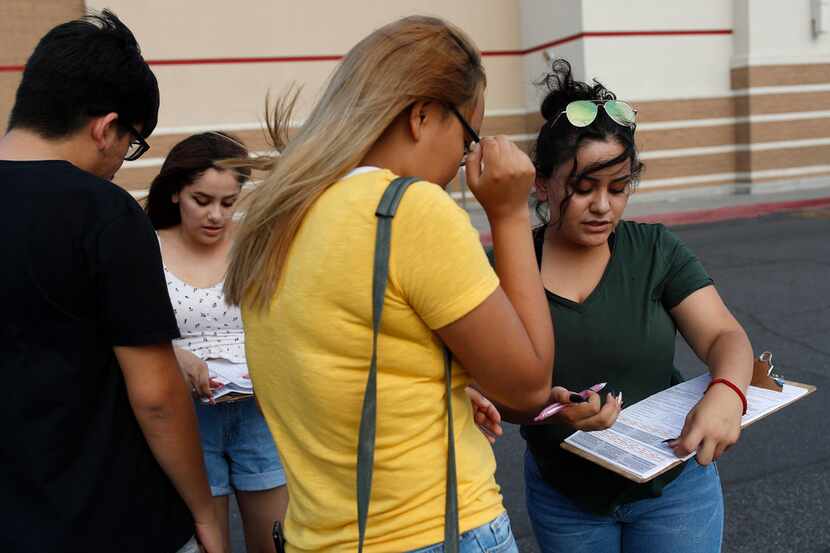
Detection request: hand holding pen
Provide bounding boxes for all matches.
[532,383,623,431]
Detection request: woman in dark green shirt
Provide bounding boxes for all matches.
[503,60,754,553]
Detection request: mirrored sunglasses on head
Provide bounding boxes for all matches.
[550,100,637,130]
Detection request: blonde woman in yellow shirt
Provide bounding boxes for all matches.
[225,16,555,553]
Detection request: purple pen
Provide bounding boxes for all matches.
[533,382,607,422]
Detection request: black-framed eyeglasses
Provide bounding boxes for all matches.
[119,122,150,161]
[449,105,481,167]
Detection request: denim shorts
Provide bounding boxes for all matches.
[524,450,723,553]
[407,512,518,553]
[194,396,286,496]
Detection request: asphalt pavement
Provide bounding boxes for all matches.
[230,197,830,553]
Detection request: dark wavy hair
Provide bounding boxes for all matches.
[532,59,643,227]
[145,132,251,229]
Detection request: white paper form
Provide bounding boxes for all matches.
[742,382,809,424]
[563,374,812,482]
[204,359,254,401]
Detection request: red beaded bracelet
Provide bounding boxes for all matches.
[705,378,747,415]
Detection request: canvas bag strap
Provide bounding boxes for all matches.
[357,176,459,553]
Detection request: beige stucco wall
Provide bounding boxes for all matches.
[2,1,827,198]
[86,0,528,128]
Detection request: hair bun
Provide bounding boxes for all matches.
[537,58,615,122]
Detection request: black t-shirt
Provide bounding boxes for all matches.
[0,161,191,552]
[492,221,713,515]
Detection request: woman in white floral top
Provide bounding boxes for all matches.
[145,132,287,553]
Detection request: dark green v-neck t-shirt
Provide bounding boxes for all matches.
[495,220,713,515]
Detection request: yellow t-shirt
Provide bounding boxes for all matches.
[244,169,504,552]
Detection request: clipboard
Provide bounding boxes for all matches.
[561,352,816,484]
[739,350,815,430]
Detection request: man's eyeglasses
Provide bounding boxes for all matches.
[448,105,481,167]
[119,122,150,161]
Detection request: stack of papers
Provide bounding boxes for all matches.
[203,360,253,403]
[562,374,813,482]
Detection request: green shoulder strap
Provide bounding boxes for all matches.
[356,176,459,552]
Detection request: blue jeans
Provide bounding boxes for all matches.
[194,397,286,496]
[407,512,519,553]
[525,451,723,553]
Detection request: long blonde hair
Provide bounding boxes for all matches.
[224,16,486,310]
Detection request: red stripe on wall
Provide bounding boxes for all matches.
[0,29,732,72]
[481,32,586,57]
[486,28,733,56]
[147,54,343,66]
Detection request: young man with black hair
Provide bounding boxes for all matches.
[0,11,223,553]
